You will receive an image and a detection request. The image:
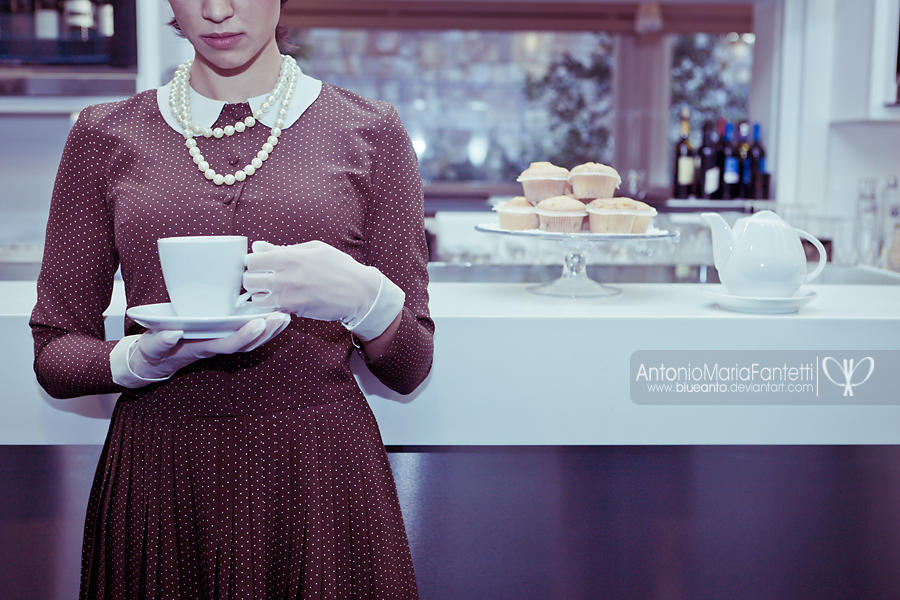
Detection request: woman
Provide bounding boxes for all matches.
[28,0,433,597]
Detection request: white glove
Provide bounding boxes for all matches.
[111,312,291,388]
[243,240,405,341]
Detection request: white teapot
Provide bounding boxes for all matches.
[701,210,827,297]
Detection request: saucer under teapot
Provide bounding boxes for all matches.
[703,286,817,314]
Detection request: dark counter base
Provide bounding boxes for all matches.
[2,445,899,599]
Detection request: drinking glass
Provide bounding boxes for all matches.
[856,177,881,266]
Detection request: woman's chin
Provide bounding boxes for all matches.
[194,44,274,76]
[195,51,256,74]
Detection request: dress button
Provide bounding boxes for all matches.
[229,157,240,167]
[223,194,234,205]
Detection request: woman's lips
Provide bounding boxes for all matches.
[200,33,244,50]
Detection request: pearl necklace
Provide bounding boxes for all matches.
[168,54,299,186]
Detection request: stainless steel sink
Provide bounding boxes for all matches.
[427,263,900,285]
[813,265,900,284]
[3,261,898,285]
[427,263,716,283]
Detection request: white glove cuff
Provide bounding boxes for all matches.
[342,271,405,342]
[110,334,173,389]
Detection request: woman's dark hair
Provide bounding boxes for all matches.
[168,0,293,52]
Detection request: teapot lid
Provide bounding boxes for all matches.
[750,210,782,221]
[738,210,789,228]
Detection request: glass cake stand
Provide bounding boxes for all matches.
[474,223,679,298]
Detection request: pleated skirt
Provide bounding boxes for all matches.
[79,394,418,599]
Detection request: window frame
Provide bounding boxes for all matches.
[282,2,753,33]
[283,1,759,208]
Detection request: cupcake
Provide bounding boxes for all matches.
[568,163,622,200]
[536,195,588,233]
[517,161,569,203]
[586,198,639,233]
[626,199,657,233]
[494,196,538,231]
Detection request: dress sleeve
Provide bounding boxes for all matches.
[361,105,435,395]
[29,106,125,399]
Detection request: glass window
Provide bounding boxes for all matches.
[287,29,614,184]
[670,32,754,147]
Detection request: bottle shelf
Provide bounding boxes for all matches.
[0,63,136,97]
[0,38,116,66]
[665,198,776,211]
[0,94,129,114]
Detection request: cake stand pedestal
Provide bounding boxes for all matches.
[475,223,679,298]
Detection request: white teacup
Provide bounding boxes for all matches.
[157,235,253,318]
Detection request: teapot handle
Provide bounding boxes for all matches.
[796,228,827,283]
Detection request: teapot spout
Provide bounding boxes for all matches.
[700,212,735,272]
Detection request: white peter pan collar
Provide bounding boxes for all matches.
[156,65,323,136]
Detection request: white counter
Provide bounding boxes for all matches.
[3,280,900,445]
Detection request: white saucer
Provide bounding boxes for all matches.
[126,302,281,339]
[703,287,817,314]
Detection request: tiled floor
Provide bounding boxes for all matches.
[3,445,900,599]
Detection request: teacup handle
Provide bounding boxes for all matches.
[235,290,254,309]
[796,228,827,283]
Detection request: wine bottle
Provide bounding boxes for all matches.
[34,0,59,40]
[8,0,34,38]
[695,120,720,199]
[63,0,92,40]
[96,0,111,37]
[672,107,695,199]
[712,117,727,199]
[749,123,768,199]
[737,120,752,199]
[0,0,10,39]
[719,122,740,200]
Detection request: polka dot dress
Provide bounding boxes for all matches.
[29,83,434,599]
